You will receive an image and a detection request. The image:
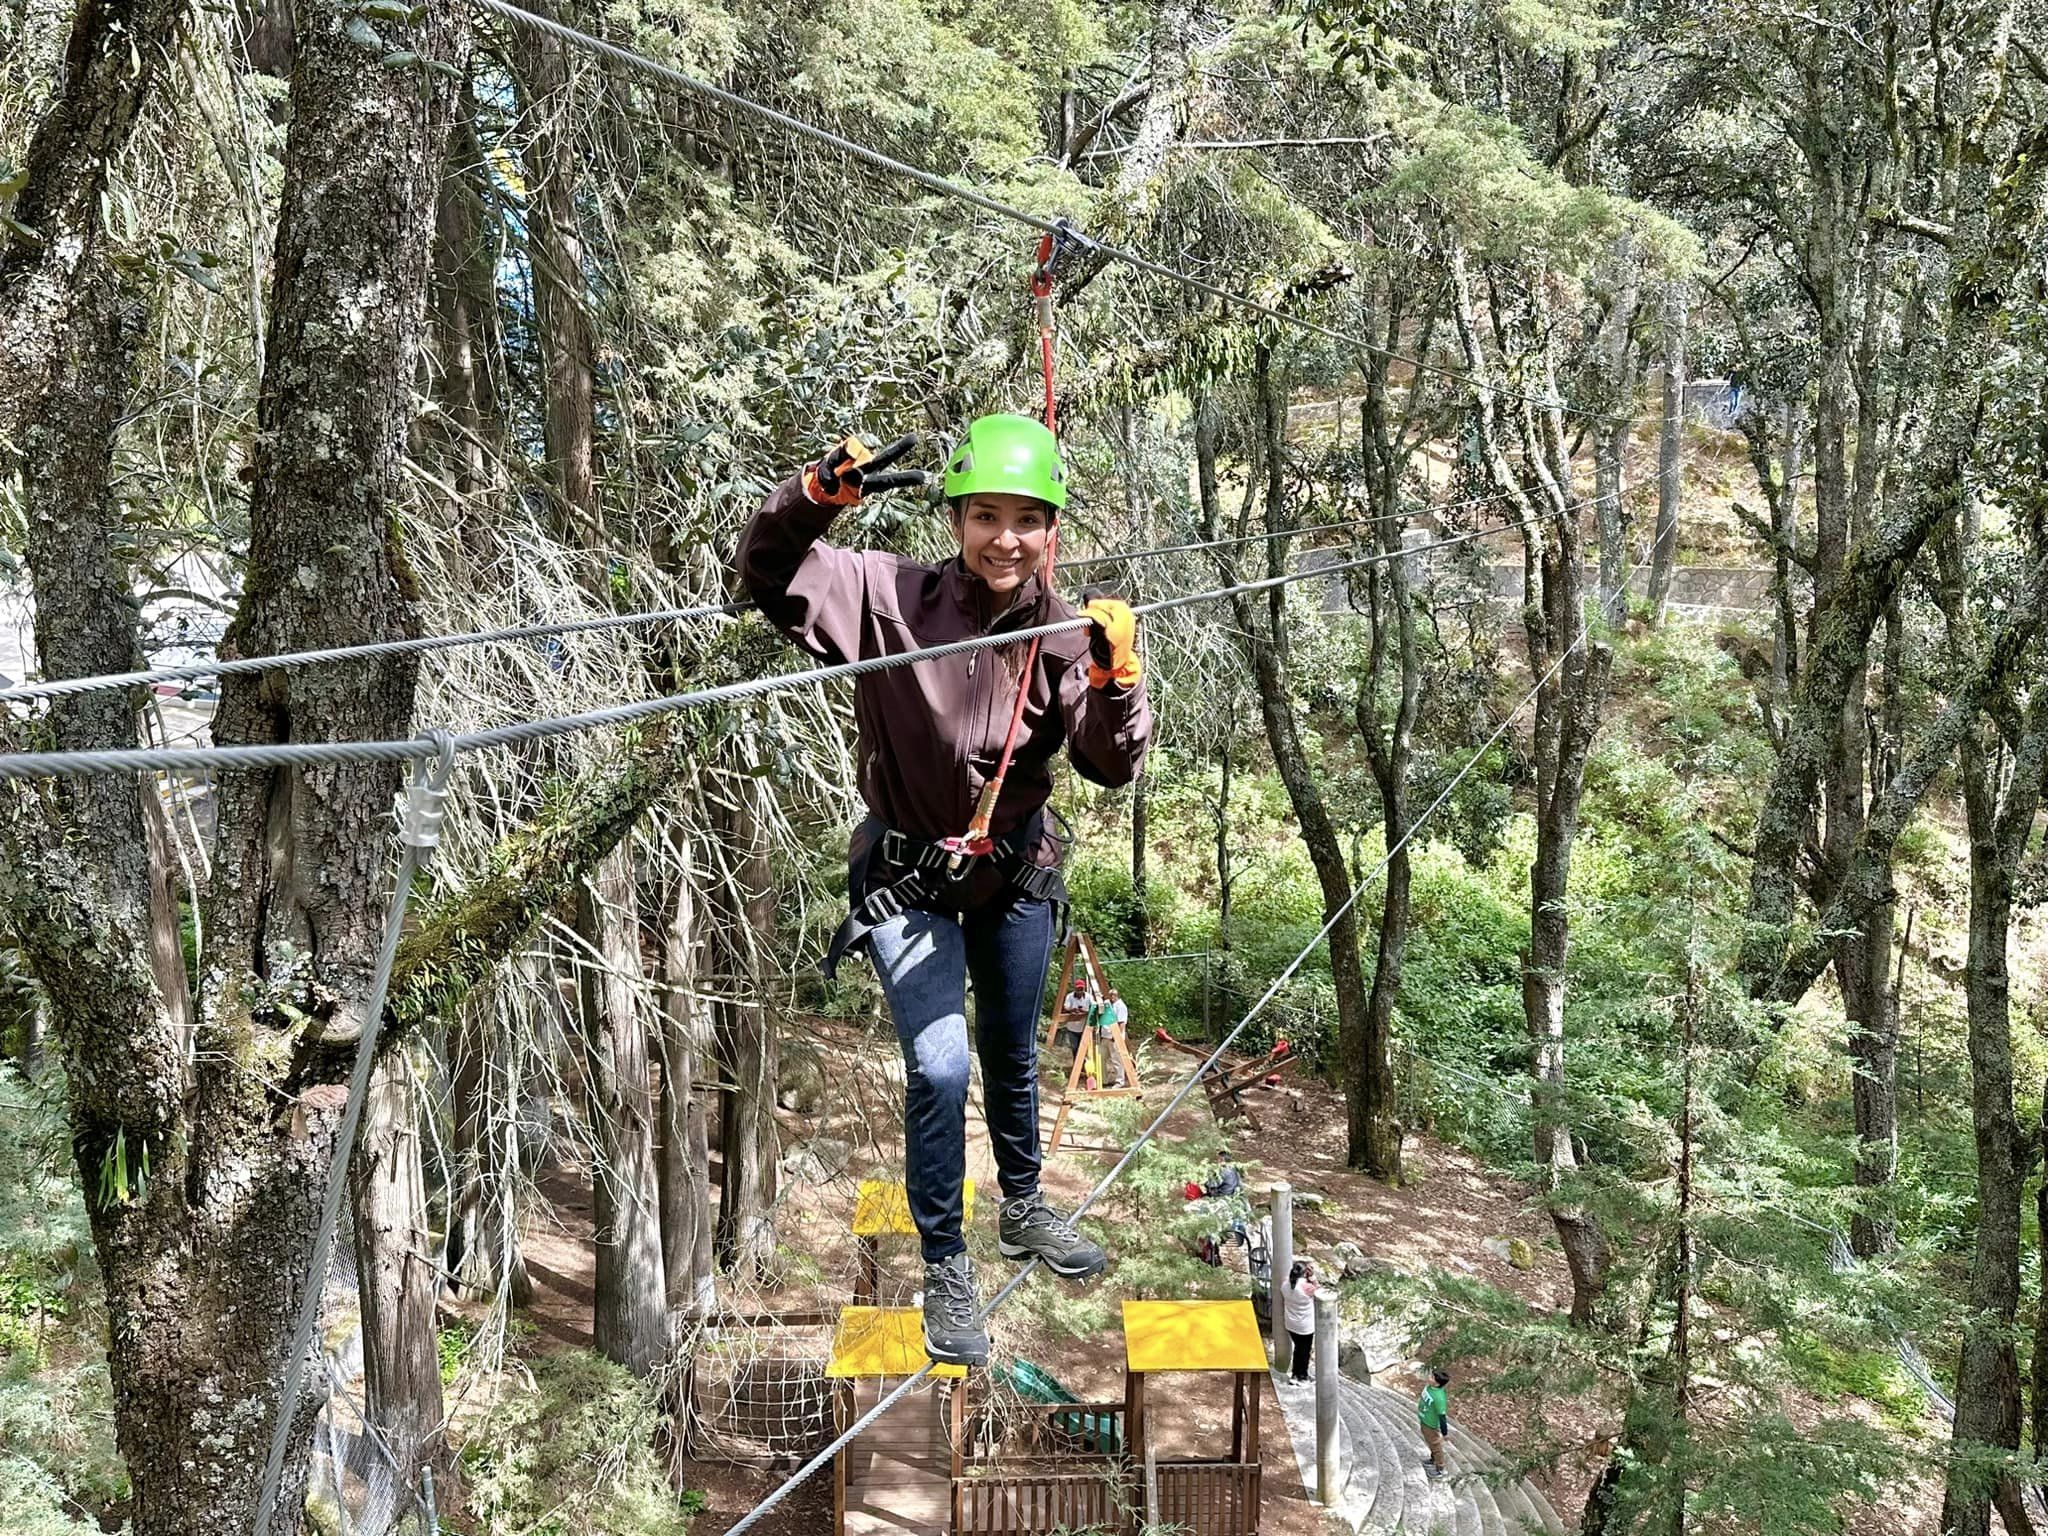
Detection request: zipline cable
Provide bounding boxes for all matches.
[473,0,1647,429]
[0,485,1617,705]
[0,599,749,704]
[720,560,1627,1536]
[0,521,1520,781]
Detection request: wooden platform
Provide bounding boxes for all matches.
[840,1378,952,1536]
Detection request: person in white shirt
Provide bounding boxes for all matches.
[1103,987,1130,1086]
[1282,1259,1320,1381]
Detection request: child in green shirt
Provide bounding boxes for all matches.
[1418,1367,1451,1478]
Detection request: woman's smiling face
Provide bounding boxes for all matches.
[954,492,1052,597]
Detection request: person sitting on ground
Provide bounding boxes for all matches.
[738,416,1150,1369]
[1282,1259,1320,1383]
[1202,1147,1242,1199]
[1418,1366,1451,1478]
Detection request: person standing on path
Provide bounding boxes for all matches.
[738,416,1151,1368]
[1282,1259,1320,1382]
[1418,1366,1451,1477]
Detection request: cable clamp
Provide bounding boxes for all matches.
[399,730,457,850]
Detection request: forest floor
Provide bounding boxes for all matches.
[494,1009,1951,1534]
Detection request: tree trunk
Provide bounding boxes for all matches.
[1446,243,1615,1324]
[1938,698,2047,1535]
[1593,270,1639,626]
[0,1,468,1528]
[1744,90,2048,990]
[576,845,669,1374]
[1842,921,1899,1257]
[512,2,599,548]
[350,1057,445,1477]
[1130,771,1149,956]
[1352,335,1419,1183]
[447,998,534,1306]
[658,817,716,1317]
[1195,379,1389,1175]
[2034,1077,2048,1461]
[0,0,188,457]
[712,774,780,1278]
[1647,287,1686,623]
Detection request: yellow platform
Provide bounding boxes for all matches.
[851,1178,976,1238]
[827,1306,970,1380]
[1122,1298,1269,1375]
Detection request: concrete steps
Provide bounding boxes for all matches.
[1273,1374,1565,1536]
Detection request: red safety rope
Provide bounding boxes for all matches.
[943,234,1065,866]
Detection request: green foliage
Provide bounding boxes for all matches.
[1781,1331,1928,1429]
[458,1351,694,1536]
[1370,78,1699,275]
[0,1456,103,1536]
[0,1069,125,1519]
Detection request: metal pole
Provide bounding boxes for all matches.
[1314,1291,1340,1504]
[1269,1182,1293,1367]
[419,1466,439,1536]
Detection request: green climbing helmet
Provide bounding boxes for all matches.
[942,413,1068,512]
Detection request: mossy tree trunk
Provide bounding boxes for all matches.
[0,1,470,1529]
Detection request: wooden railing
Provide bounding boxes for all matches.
[1151,1459,1261,1536]
[952,1467,1129,1534]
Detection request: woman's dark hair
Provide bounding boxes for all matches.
[1433,1367,1451,1386]
[1289,1260,1310,1287]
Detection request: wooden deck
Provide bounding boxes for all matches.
[839,1380,953,1536]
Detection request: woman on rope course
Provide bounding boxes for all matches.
[737,413,1150,1368]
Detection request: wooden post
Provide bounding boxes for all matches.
[1269,1183,1293,1367]
[1236,1368,1253,1466]
[1314,1291,1340,1504]
[1231,1371,1245,1462]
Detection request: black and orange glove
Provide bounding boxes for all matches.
[802,433,925,507]
[1081,587,1141,689]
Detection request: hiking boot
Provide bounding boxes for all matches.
[921,1252,988,1368]
[997,1193,1109,1279]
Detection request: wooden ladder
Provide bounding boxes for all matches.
[1043,930,1146,1155]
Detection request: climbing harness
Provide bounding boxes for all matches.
[821,815,1071,979]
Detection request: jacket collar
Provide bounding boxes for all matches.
[943,555,1046,632]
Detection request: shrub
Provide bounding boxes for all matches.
[460,1351,694,1536]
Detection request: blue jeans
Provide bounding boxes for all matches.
[866,895,1055,1262]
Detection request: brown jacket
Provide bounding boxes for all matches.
[736,475,1151,878]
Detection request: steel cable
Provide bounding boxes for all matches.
[473,0,1646,428]
[0,521,1519,781]
[1,484,1614,706]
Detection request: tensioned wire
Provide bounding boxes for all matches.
[0,483,1617,706]
[0,519,1522,780]
[472,0,1649,430]
[718,554,1636,1536]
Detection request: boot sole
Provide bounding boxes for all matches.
[998,1239,1108,1279]
[923,1330,989,1369]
